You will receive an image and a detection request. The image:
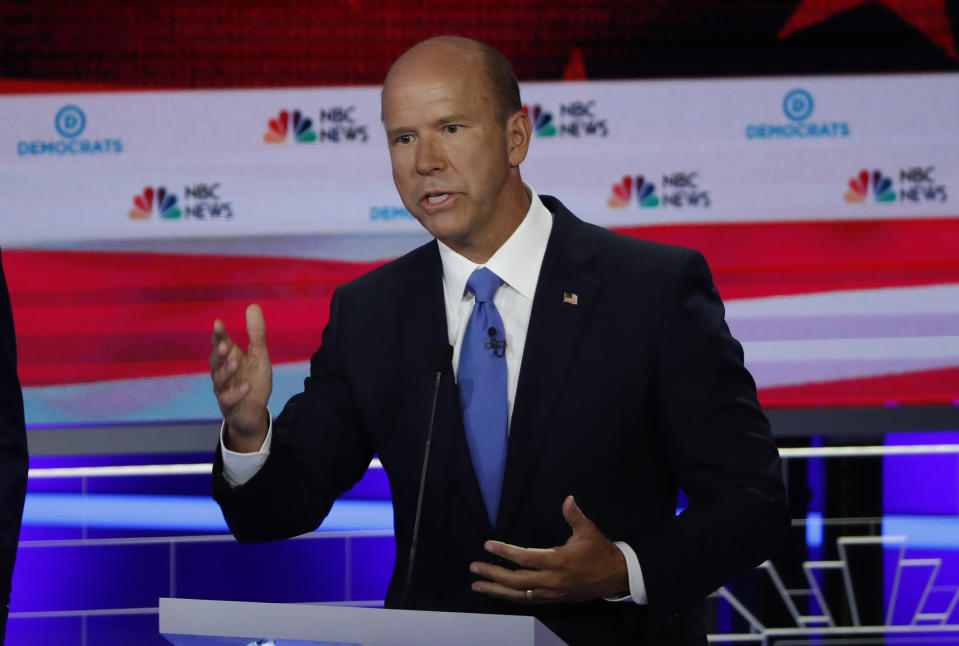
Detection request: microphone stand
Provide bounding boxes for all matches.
[399,345,452,609]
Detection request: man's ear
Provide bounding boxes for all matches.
[506,109,532,167]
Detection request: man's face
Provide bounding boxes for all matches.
[382,46,520,258]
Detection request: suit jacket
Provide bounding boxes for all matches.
[214,197,788,645]
[0,248,28,642]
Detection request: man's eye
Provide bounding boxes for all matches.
[444,125,460,134]
[395,134,413,145]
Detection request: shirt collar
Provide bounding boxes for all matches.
[437,184,553,304]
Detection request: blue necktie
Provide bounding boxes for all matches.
[458,267,508,525]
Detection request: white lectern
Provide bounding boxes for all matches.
[160,598,569,646]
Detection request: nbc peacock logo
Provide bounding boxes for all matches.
[607,175,660,209]
[264,110,317,144]
[522,104,557,137]
[845,169,896,203]
[128,187,182,220]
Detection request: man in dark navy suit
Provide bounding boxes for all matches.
[210,37,788,645]
[0,248,27,644]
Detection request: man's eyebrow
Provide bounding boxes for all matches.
[432,113,470,125]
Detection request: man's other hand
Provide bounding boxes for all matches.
[210,304,273,452]
[469,495,630,603]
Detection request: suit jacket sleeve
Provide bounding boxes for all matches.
[630,248,788,617]
[0,248,28,620]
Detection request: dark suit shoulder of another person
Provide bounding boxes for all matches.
[0,247,28,638]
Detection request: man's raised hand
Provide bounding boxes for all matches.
[210,304,273,452]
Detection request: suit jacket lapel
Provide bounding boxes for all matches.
[394,241,449,422]
[497,200,600,533]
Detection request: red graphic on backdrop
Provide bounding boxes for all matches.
[7,217,959,406]
[2,2,956,93]
[563,47,588,81]
[779,0,958,59]
[6,216,959,407]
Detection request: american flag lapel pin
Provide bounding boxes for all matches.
[562,291,579,305]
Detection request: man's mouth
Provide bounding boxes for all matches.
[421,192,455,207]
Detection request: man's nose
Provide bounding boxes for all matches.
[415,137,446,175]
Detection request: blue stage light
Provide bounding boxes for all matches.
[21,493,394,532]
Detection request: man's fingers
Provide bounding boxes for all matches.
[484,540,557,570]
[246,304,267,347]
[209,340,234,371]
[562,495,591,534]
[470,580,527,601]
[211,341,245,384]
[209,308,271,434]
[217,382,251,409]
[211,356,241,391]
[470,561,562,603]
[210,319,236,370]
[211,319,232,349]
[469,560,552,589]
[470,579,558,604]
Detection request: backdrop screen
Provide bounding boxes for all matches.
[2,1,958,425]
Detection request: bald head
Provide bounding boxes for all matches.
[384,36,521,127]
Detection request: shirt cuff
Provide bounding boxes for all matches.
[604,541,648,605]
[219,410,273,488]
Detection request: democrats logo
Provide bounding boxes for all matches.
[264,107,368,144]
[746,89,850,140]
[845,167,948,204]
[18,105,123,156]
[608,172,710,210]
[522,100,608,138]
[55,105,86,137]
[129,183,233,221]
[783,89,814,121]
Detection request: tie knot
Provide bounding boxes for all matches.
[466,267,502,303]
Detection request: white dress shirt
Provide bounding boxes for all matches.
[220,185,647,604]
